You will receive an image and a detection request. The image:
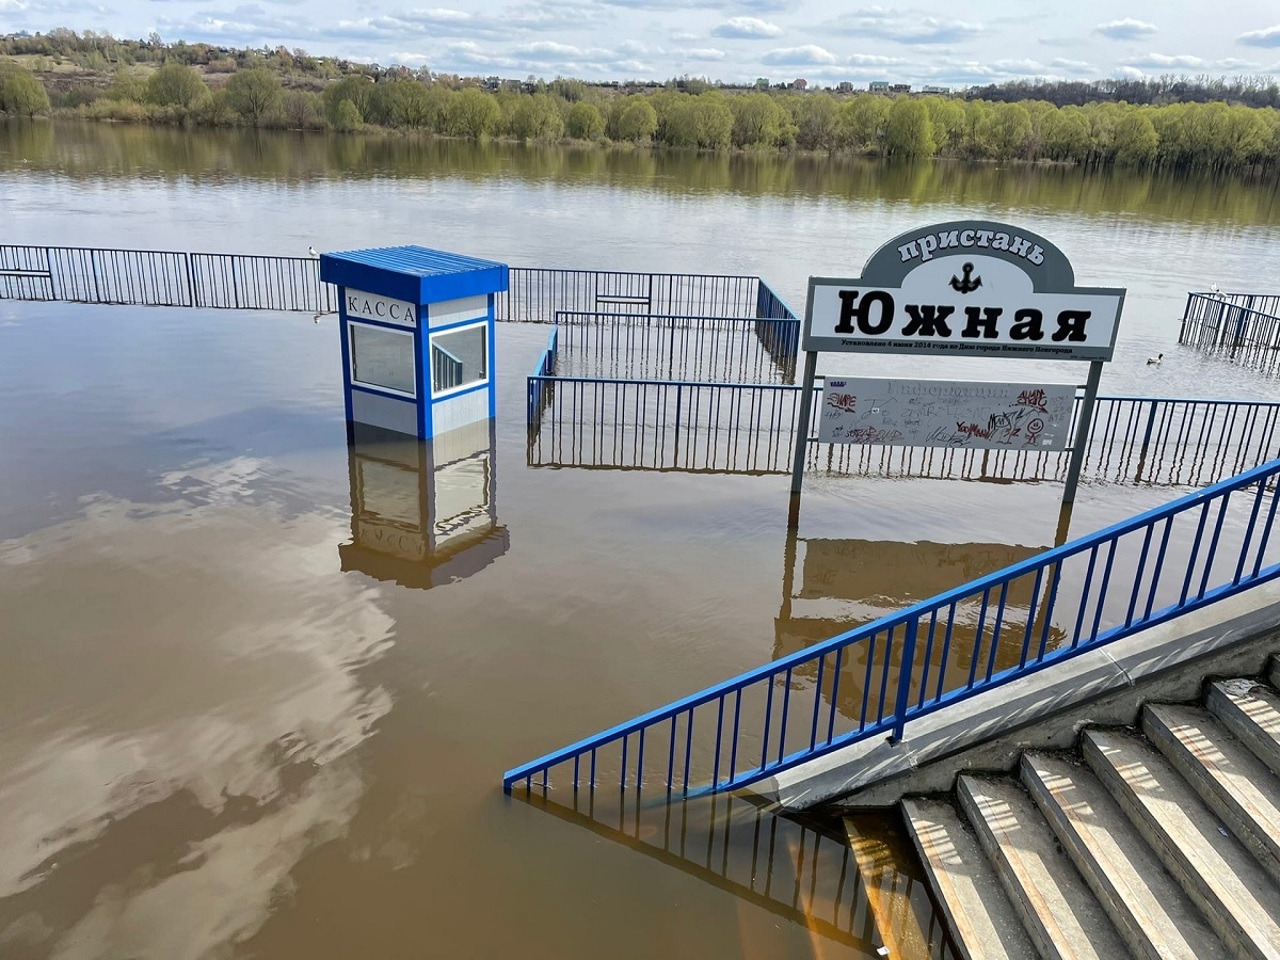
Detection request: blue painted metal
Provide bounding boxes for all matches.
[319,246,508,305]
[503,456,1280,796]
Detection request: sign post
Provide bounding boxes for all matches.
[790,220,1125,514]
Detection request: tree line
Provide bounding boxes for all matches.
[2,40,1280,175]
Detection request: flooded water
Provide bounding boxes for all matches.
[3,120,1280,960]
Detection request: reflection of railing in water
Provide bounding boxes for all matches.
[1178,291,1280,372]
[528,376,1280,487]
[505,457,1280,797]
[516,789,955,958]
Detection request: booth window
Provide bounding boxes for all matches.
[430,324,487,396]
[349,322,416,397]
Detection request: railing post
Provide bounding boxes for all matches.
[890,616,920,743]
[1139,399,1158,457]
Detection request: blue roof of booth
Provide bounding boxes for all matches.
[319,245,509,304]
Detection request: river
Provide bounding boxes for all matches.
[2,120,1280,960]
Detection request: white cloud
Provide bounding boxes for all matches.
[760,44,838,65]
[825,8,983,44]
[682,47,726,60]
[1094,18,1157,40]
[1216,57,1261,70]
[1114,65,1146,79]
[711,16,783,39]
[1238,25,1280,48]
[1122,53,1206,69]
[1050,58,1093,73]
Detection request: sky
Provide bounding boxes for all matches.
[4,0,1280,87]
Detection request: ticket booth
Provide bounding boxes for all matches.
[339,418,508,589]
[319,245,509,440]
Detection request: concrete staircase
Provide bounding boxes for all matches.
[899,656,1280,960]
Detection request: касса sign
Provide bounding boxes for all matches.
[804,221,1125,361]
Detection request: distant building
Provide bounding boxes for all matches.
[869,81,889,92]
[921,84,951,94]
[792,78,807,90]
[837,81,854,93]
[484,76,500,91]
[890,83,911,93]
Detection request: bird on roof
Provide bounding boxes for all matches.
[1147,353,1163,366]
[308,246,318,257]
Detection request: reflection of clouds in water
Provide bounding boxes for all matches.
[0,459,395,955]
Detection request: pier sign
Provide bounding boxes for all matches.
[803,221,1125,361]
[818,377,1075,450]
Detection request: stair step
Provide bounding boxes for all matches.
[900,798,1039,960]
[1269,654,1280,691]
[1207,679,1280,781]
[956,774,1127,960]
[1021,751,1230,960]
[1083,728,1280,960]
[1144,703,1280,884]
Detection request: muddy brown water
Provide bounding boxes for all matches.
[3,122,1280,959]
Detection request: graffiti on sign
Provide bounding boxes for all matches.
[818,377,1075,450]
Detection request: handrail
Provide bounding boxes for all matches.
[504,455,1280,796]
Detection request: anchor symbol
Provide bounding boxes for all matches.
[950,262,982,294]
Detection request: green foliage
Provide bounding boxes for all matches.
[566,101,605,140]
[448,88,501,138]
[615,98,658,142]
[511,93,564,141]
[333,98,361,132]
[224,68,281,125]
[104,69,147,102]
[840,95,889,151]
[279,90,323,130]
[6,27,1280,175]
[884,97,934,158]
[979,102,1033,159]
[792,93,839,150]
[728,92,793,148]
[145,63,208,109]
[322,76,374,126]
[0,64,51,117]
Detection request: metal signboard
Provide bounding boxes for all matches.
[817,377,1075,450]
[804,221,1125,361]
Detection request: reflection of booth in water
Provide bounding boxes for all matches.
[776,534,1061,721]
[339,420,508,589]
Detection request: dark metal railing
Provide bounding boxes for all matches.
[505,455,1280,796]
[529,375,1280,487]
[552,311,797,385]
[1178,291,1280,371]
[494,267,761,324]
[0,245,780,328]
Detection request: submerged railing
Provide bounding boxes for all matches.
[504,456,1280,796]
[0,244,792,331]
[529,370,1280,486]
[1178,291,1280,371]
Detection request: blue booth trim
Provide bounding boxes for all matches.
[320,246,509,304]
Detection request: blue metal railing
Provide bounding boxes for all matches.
[526,327,559,431]
[504,456,1280,796]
